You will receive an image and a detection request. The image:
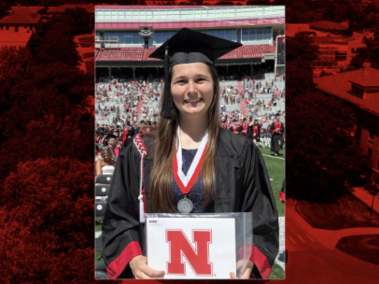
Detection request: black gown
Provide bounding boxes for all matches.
[270,121,285,153]
[102,128,279,279]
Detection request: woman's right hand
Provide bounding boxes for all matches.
[129,255,165,279]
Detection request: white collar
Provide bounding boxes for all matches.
[176,126,208,187]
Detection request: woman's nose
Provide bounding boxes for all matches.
[187,80,197,94]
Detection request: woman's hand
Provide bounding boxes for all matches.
[129,255,165,279]
[230,260,254,279]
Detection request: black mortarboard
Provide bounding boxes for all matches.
[149,28,242,119]
[107,134,117,141]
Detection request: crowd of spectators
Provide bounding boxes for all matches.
[95,74,285,175]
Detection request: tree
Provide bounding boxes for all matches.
[348,36,379,70]
[0,2,11,19]
[285,58,314,104]
[292,1,310,12]
[287,7,308,23]
[64,7,92,35]
[365,180,379,215]
[0,158,102,283]
[286,90,371,201]
[34,25,82,67]
[286,33,320,63]
[247,0,270,4]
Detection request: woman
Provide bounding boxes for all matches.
[96,148,116,176]
[102,28,278,280]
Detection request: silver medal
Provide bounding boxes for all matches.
[177,195,193,213]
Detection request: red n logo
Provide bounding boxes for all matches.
[166,229,213,276]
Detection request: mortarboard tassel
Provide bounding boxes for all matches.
[161,43,172,119]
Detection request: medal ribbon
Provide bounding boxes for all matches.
[173,126,208,195]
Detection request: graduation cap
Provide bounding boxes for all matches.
[149,28,242,119]
[107,134,117,141]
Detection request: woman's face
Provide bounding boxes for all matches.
[103,153,111,161]
[170,63,214,119]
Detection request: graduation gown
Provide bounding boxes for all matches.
[270,121,285,153]
[102,128,279,279]
[251,123,262,140]
[239,123,249,136]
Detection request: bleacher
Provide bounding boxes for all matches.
[241,44,274,58]
[143,46,160,61]
[97,47,144,61]
[219,48,238,59]
[95,44,274,61]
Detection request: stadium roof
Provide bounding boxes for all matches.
[314,66,379,116]
[0,9,41,25]
[309,21,349,31]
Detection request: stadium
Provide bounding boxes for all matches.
[94,5,285,280]
[95,5,285,80]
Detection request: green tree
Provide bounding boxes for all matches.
[286,90,371,201]
[0,2,11,19]
[64,7,93,35]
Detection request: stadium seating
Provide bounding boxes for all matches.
[95,175,112,184]
[95,201,107,221]
[95,261,109,279]
[241,44,274,58]
[95,184,110,197]
[95,44,275,61]
[219,48,238,59]
[97,48,144,61]
[143,46,161,61]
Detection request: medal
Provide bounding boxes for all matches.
[173,126,208,213]
[177,195,194,213]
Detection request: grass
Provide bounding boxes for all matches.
[96,221,103,261]
[259,147,285,217]
[336,235,379,265]
[270,262,285,279]
[295,193,379,230]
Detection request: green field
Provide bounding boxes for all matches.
[258,147,285,217]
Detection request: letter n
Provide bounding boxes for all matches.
[166,229,212,276]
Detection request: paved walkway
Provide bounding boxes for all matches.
[351,186,379,214]
[287,198,379,251]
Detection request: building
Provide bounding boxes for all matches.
[314,62,379,177]
[0,28,33,50]
[95,5,285,80]
[0,7,41,32]
[286,23,366,76]
[74,33,95,77]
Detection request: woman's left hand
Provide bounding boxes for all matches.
[230,260,254,279]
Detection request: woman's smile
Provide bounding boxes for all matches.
[184,98,203,104]
[171,62,213,118]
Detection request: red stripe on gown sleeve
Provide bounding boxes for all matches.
[106,241,143,279]
[238,244,272,279]
[279,191,285,202]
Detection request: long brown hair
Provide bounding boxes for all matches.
[148,64,220,213]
